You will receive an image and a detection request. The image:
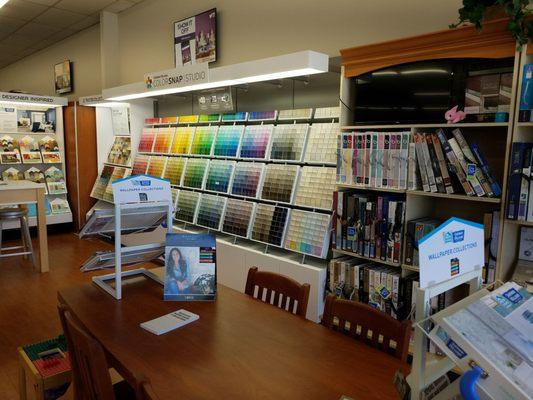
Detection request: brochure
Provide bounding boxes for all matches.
[164,233,216,301]
[140,309,199,335]
[443,282,533,394]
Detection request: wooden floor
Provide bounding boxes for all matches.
[0,230,149,400]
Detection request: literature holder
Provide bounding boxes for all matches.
[91,175,173,300]
[406,217,485,399]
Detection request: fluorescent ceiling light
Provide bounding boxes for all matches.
[372,70,398,76]
[103,51,329,101]
[0,0,10,9]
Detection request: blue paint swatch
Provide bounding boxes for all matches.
[213,125,243,157]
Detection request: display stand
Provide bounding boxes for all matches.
[91,175,173,300]
[407,217,485,399]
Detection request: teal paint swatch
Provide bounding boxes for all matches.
[213,125,243,157]
[221,112,247,122]
[205,160,234,193]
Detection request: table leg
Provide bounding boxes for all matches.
[36,188,49,272]
[18,362,27,400]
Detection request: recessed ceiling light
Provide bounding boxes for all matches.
[0,0,9,9]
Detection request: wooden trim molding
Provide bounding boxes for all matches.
[341,18,517,78]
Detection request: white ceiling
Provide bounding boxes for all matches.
[0,0,145,69]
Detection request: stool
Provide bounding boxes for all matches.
[0,207,35,267]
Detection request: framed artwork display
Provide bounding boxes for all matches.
[174,8,217,67]
[54,60,72,94]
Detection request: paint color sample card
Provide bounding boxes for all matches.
[196,193,226,230]
[138,127,156,152]
[182,158,209,189]
[45,166,67,194]
[231,162,263,198]
[278,108,313,120]
[212,125,243,158]
[163,157,187,186]
[19,136,42,164]
[146,156,167,178]
[171,127,195,154]
[132,154,149,175]
[178,115,199,124]
[284,209,331,258]
[205,160,235,193]
[221,112,247,122]
[107,136,132,166]
[251,204,289,247]
[152,127,175,153]
[304,123,339,164]
[248,111,277,121]
[171,188,179,207]
[90,165,114,199]
[191,126,218,155]
[199,114,221,123]
[260,164,298,204]
[314,106,340,119]
[294,166,336,210]
[240,125,273,159]
[270,123,309,161]
[222,198,255,238]
[175,190,199,223]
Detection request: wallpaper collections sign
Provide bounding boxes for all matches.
[112,175,171,205]
[418,217,484,288]
[174,8,217,67]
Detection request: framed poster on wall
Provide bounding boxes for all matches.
[174,8,217,67]
[54,60,72,94]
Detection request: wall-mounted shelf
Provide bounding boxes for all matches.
[332,248,401,267]
[406,190,502,204]
[341,122,509,130]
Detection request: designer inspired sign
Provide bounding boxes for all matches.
[144,63,209,92]
[418,217,484,288]
[0,92,68,106]
[112,175,171,205]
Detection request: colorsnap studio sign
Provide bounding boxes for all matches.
[144,63,209,91]
[418,217,483,288]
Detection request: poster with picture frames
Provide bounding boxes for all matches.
[174,8,217,67]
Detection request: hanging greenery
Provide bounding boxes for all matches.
[450,0,533,47]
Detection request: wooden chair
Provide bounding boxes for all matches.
[138,378,160,400]
[321,294,411,362]
[245,266,310,317]
[57,305,136,400]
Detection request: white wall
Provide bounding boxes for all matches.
[0,0,462,95]
[0,25,101,100]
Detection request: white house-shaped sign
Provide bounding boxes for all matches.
[112,174,171,205]
[418,217,484,289]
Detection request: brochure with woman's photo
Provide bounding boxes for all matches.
[164,233,216,301]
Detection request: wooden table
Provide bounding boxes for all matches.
[58,279,407,399]
[0,180,48,272]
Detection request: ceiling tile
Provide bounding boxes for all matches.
[33,7,86,28]
[0,16,27,32]
[15,22,61,38]
[45,27,77,43]
[0,0,49,21]
[0,43,19,56]
[67,14,99,31]
[54,0,116,15]
[3,34,35,49]
[104,0,134,13]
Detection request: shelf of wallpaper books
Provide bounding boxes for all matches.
[125,107,340,261]
[0,105,72,225]
[499,43,533,283]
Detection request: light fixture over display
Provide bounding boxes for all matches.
[103,51,329,101]
[78,95,129,108]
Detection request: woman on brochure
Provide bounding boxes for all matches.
[166,248,190,294]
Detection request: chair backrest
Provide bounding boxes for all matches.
[58,305,116,400]
[245,266,310,317]
[139,380,160,400]
[321,294,411,362]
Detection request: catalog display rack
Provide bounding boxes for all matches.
[0,92,72,228]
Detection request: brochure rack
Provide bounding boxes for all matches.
[90,175,173,300]
[418,282,531,400]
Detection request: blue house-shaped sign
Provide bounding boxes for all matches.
[418,217,484,289]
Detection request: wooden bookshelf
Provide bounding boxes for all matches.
[332,248,401,267]
[406,190,502,204]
